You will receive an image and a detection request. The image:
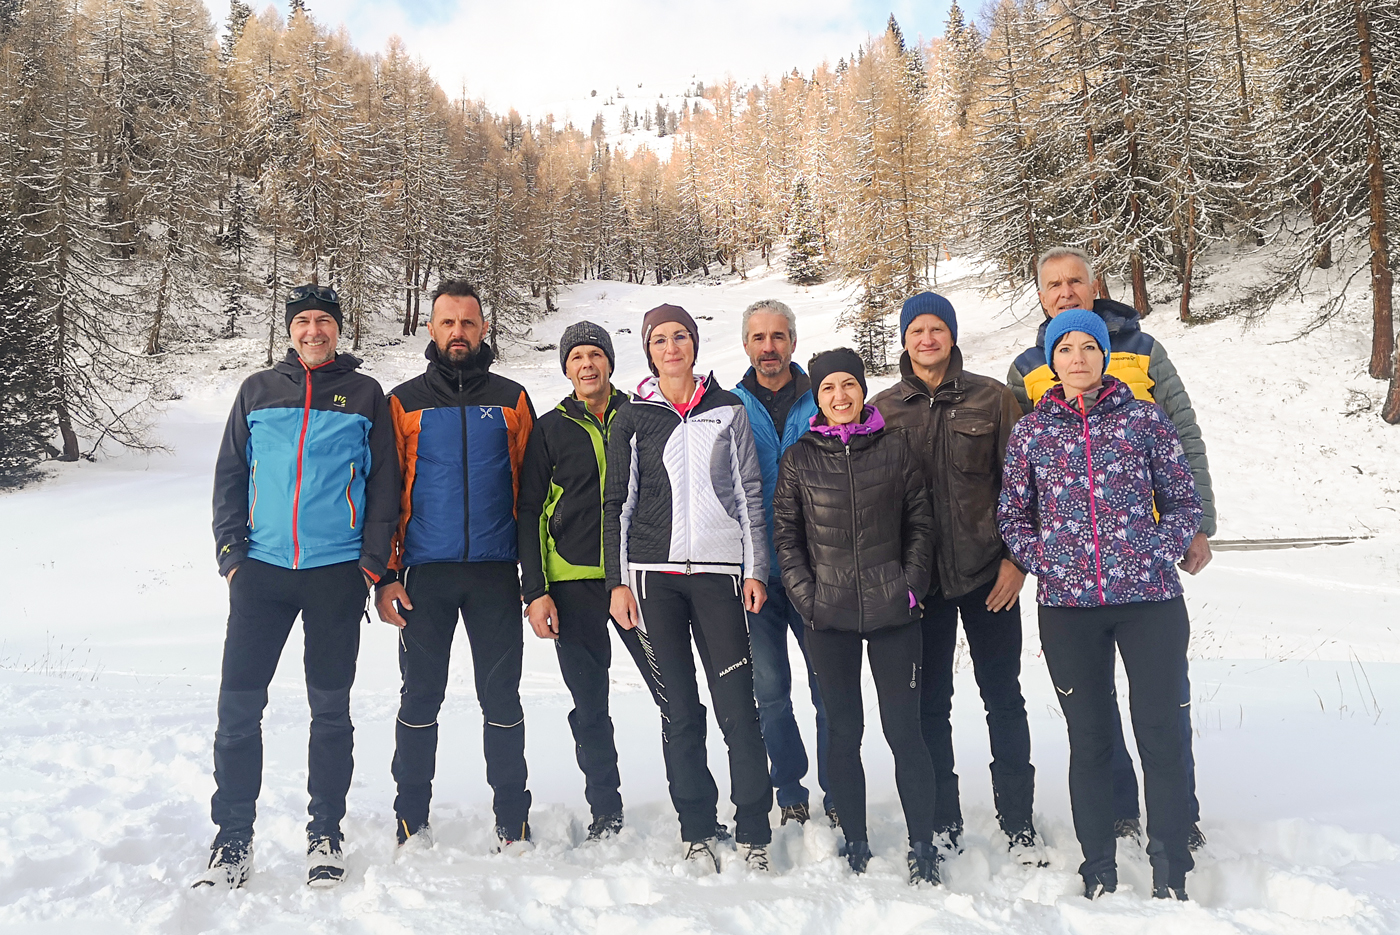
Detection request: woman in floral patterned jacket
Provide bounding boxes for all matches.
[998,309,1202,903]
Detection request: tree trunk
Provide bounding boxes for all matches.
[1309,178,1333,269]
[1355,0,1395,379]
[145,264,170,355]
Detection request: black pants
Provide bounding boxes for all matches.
[632,570,773,845]
[211,559,365,842]
[392,562,530,832]
[921,580,1035,833]
[806,622,937,847]
[1039,597,1194,881]
[550,578,676,819]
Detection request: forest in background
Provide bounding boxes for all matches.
[1,0,1399,483]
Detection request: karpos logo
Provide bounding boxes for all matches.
[333,394,347,407]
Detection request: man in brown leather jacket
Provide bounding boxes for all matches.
[870,292,1042,865]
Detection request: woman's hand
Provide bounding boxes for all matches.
[742,578,767,614]
[610,585,640,630]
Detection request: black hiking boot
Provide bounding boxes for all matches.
[1083,868,1118,899]
[1114,817,1142,844]
[780,803,811,826]
[907,841,942,886]
[587,812,623,841]
[840,839,871,874]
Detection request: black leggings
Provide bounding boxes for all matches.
[633,570,773,845]
[1039,597,1194,882]
[806,622,937,847]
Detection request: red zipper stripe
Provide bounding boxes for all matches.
[291,358,334,568]
[1077,395,1106,604]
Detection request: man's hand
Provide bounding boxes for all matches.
[985,559,1026,613]
[610,585,640,630]
[376,582,413,629]
[1179,532,1212,575]
[742,577,767,614]
[527,595,560,640]
[225,565,240,583]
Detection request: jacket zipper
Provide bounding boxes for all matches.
[291,364,314,568]
[1077,397,1106,604]
[458,369,470,562]
[248,460,258,529]
[345,463,357,528]
[845,443,864,632]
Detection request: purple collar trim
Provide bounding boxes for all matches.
[810,405,885,443]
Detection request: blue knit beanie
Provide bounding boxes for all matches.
[1044,308,1111,376]
[899,292,958,344]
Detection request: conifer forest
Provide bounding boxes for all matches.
[2,0,1400,483]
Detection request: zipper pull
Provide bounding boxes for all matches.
[685,561,692,575]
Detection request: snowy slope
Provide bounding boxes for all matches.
[2,248,1399,933]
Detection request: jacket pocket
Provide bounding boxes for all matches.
[948,410,996,474]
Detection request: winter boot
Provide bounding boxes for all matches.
[191,837,253,890]
[1150,856,1189,901]
[1082,867,1118,899]
[739,842,770,871]
[824,806,840,828]
[494,821,533,855]
[306,834,345,888]
[683,837,721,873]
[840,839,872,874]
[780,803,810,826]
[933,822,964,856]
[1006,824,1049,868]
[395,819,434,858]
[907,841,942,886]
[1113,817,1142,844]
[587,812,624,841]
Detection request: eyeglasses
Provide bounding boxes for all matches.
[288,284,339,304]
[650,331,692,348]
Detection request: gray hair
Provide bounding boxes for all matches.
[1036,247,1095,290]
[740,299,797,344]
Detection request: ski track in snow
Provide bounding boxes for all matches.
[2,251,1399,933]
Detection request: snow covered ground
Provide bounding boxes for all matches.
[2,249,1399,933]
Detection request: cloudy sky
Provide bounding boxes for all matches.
[219,0,956,121]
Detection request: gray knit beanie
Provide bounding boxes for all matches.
[559,320,616,375]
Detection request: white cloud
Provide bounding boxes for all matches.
[217,0,948,121]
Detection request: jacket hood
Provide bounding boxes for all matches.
[275,349,363,375]
[1038,374,1135,419]
[1035,298,1143,348]
[810,404,885,443]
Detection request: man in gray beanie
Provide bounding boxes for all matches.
[517,320,673,841]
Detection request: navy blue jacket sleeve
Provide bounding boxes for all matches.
[359,387,400,581]
[212,385,252,577]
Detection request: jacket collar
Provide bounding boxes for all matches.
[634,371,711,412]
[425,340,494,395]
[897,345,966,403]
[1040,374,1135,419]
[810,404,885,444]
[740,362,811,401]
[1035,298,1143,348]
[559,386,625,424]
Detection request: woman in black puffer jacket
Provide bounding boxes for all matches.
[773,348,940,885]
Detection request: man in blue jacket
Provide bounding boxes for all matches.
[732,299,831,826]
[199,285,399,890]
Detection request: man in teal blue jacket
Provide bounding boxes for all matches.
[732,299,831,826]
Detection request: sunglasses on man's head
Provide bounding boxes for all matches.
[288,284,339,304]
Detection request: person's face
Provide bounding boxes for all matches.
[905,314,953,371]
[565,345,612,399]
[648,322,695,378]
[1038,256,1097,318]
[817,372,864,425]
[427,294,487,362]
[1053,331,1106,397]
[289,310,339,366]
[743,310,794,379]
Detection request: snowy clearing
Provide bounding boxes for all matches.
[2,250,1399,933]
